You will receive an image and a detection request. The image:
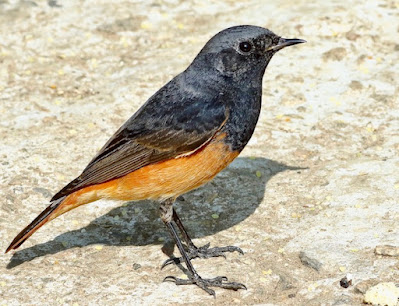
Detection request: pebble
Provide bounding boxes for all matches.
[332,294,352,305]
[375,245,399,257]
[339,275,352,288]
[32,187,52,198]
[355,279,378,294]
[349,80,363,91]
[322,47,347,61]
[133,263,141,270]
[345,30,360,41]
[299,251,322,271]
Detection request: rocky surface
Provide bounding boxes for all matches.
[1,0,398,305]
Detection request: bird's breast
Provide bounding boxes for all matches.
[223,86,262,152]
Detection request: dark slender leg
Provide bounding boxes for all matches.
[161,207,244,268]
[159,199,246,296]
[172,208,196,248]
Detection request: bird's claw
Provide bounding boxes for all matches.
[163,275,246,296]
[161,243,244,268]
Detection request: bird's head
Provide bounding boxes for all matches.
[192,25,305,79]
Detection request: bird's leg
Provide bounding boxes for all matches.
[161,207,243,268]
[171,208,196,249]
[159,199,246,296]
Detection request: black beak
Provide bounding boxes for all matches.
[268,37,306,52]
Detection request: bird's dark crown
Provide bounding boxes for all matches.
[201,25,280,55]
[190,25,282,78]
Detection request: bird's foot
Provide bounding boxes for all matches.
[164,275,246,296]
[162,242,243,268]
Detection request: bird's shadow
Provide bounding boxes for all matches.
[7,157,304,269]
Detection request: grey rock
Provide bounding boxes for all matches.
[299,251,322,271]
[33,187,52,199]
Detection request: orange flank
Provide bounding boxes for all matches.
[64,135,238,209]
[6,134,238,253]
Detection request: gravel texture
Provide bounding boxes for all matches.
[1,0,398,305]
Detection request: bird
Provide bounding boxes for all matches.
[6,25,305,296]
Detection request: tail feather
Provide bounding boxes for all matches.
[5,197,66,253]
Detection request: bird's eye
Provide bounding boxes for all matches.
[239,41,252,53]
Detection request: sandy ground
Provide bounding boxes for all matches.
[1,0,398,305]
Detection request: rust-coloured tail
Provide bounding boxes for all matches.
[5,196,66,253]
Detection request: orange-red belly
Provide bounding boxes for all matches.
[59,136,239,213]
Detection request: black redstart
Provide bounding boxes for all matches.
[6,25,305,295]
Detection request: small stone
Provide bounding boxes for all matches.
[48,0,62,8]
[345,30,360,41]
[133,263,141,270]
[364,282,399,306]
[297,106,306,112]
[332,295,352,305]
[277,274,295,290]
[41,277,54,283]
[375,245,399,257]
[349,80,363,91]
[299,251,322,271]
[322,47,347,61]
[340,276,352,288]
[33,187,52,198]
[355,279,379,294]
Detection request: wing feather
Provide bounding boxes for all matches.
[51,77,228,201]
